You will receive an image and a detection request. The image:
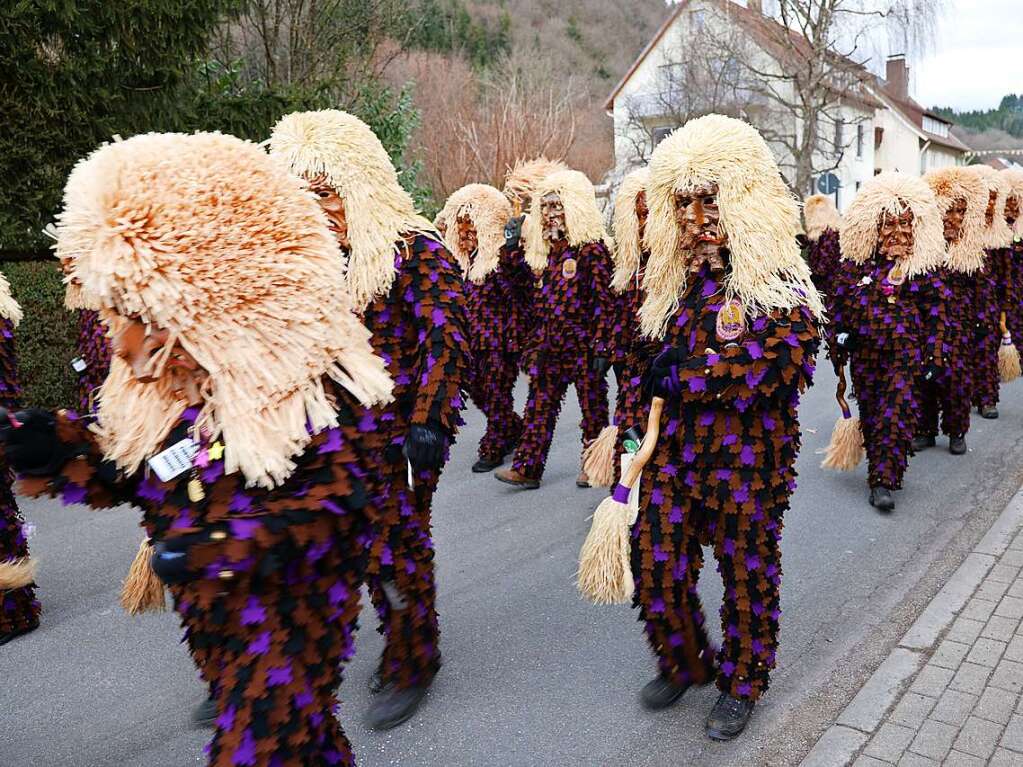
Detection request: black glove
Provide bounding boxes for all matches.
[833,328,856,353]
[642,346,688,399]
[0,408,69,476]
[923,362,942,383]
[504,215,524,251]
[591,356,610,375]
[403,423,447,470]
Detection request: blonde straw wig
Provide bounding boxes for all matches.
[839,172,944,277]
[0,271,22,326]
[611,167,650,293]
[1004,168,1023,236]
[268,109,436,311]
[523,169,611,272]
[923,167,988,273]
[970,165,1014,249]
[640,115,824,339]
[803,194,842,242]
[55,132,393,488]
[438,183,512,283]
[503,157,570,209]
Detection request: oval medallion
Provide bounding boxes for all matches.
[562,257,578,279]
[716,299,746,342]
[887,264,906,287]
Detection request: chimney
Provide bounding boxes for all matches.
[886,54,909,99]
[747,0,763,12]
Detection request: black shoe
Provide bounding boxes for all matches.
[706,692,755,741]
[0,619,38,646]
[191,696,217,728]
[911,435,936,451]
[869,486,894,512]
[980,406,999,419]
[471,456,503,473]
[949,436,967,455]
[366,684,429,730]
[640,674,695,710]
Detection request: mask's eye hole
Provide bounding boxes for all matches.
[704,195,716,206]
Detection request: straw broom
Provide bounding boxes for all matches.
[120,538,167,614]
[577,397,664,605]
[0,557,36,590]
[998,312,1021,383]
[581,425,617,488]
[821,365,864,471]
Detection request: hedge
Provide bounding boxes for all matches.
[1,261,77,409]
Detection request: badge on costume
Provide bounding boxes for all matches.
[147,438,199,482]
[715,299,745,342]
[562,257,577,279]
[71,357,87,373]
[887,264,906,287]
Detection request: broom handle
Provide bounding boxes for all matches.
[1001,311,1008,337]
[836,365,852,420]
[620,397,665,490]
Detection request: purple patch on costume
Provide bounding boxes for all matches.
[318,428,343,454]
[216,704,235,731]
[137,475,167,503]
[232,730,257,766]
[267,665,293,687]
[202,462,225,484]
[668,506,683,524]
[650,598,665,614]
[720,661,736,677]
[247,631,271,655]
[653,544,668,563]
[740,445,755,465]
[62,483,87,505]
[229,518,260,540]
[240,597,266,626]
[688,376,707,392]
[229,492,252,513]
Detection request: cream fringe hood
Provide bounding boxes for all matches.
[639,114,824,340]
[438,183,512,284]
[523,169,612,272]
[54,131,393,489]
[923,167,989,274]
[611,167,650,293]
[269,109,437,311]
[803,194,842,242]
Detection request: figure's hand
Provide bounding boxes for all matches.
[504,215,524,251]
[591,356,610,375]
[403,423,447,470]
[833,328,856,352]
[0,407,64,475]
[643,347,688,399]
[923,362,942,382]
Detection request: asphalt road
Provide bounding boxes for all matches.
[5,364,1023,767]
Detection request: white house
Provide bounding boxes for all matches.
[604,0,968,210]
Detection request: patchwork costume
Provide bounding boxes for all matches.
[625,116,823,724]
[499,170,615,486]
[31,131,396,766]
[829,173,948,497]
[999,169,1023,342]
[438,184,532,469]
[803,194,843,304]
[0,282,38,644]
[271,111,470,721]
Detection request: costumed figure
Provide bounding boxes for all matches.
[827,173,948,511]
[802,194,843,303]
[72,308,111,413]
[270,110,470,730]
[494,169,615,489]
[0,279,38,645]
[914,167,989,454]
[967,164,1015,417]
[625,115,823,740]
[438,184,532,472]
[18,131,395,766]
[999,168,1023,351]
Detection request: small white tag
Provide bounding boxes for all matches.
[407,459,415,489]
[619,453,641,523]
[71,357,87,373]
[147,438,199,482]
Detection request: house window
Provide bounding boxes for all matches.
[834,118,845,156]
[652,126,674,146]
[856,123,864,159]
[691,9,706,31]
[922,116,950,138]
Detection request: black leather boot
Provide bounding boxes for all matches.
[0,619,38,646]
[911,435,936,451]
[980,406,999,419]
[949,435,967,455]
[869,486,895,512]
[706,692,756,741]
[640,674,697,710]
[471,456,503,473]
[366,684,429,730]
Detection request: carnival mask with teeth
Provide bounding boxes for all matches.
[943,197,968,245]
[541,192,567,244]
[675,183,727,272]
[308,174,351,252]
[877,205,914,261]
[456,213,478,258]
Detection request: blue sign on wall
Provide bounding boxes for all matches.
[817,172,840,195]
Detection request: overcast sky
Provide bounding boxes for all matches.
[911,0,1023,111]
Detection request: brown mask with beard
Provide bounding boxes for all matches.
[1006,195,1020,228]
[675,182,726,273]
[307,173,351,252]
[986,189,998,227]
[541,192,567,244]
[112,318,208,406]
[944,197,968,245]
[456,213,478,257]
[635,189,649,244]
[877,204,914,262]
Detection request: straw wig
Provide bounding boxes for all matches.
[504,157,570,209]
[523,169,611,272]
[1004,168,1023,236]
[970,164,1014,249]
[268,109,437,311]
[640,115,824,340]
[55,131,393,488]
[839,172,944,277]
[803,194,842,242]
[610,167,650,293]
[438,183,512,284]
[923,166,988,273]
[0,271,21,326]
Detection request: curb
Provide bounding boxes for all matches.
[799,488,1023,766]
